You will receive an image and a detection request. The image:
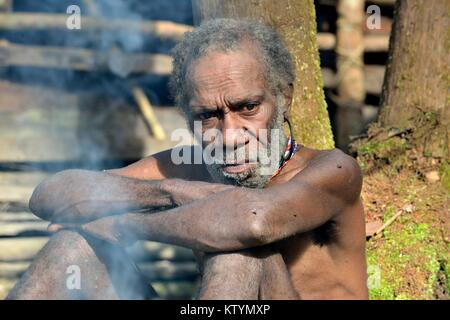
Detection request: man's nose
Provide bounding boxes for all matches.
[220,113,247,150]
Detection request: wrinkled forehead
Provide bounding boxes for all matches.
[187,47,268,106]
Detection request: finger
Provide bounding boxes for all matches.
[49,222,82,233]
[47,223,63,233]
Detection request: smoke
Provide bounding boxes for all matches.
[3,0,194,299]
[1,0,193,170]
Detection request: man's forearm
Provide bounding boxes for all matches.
[82,187,267,252]
[30,169,172,222]
[30,169,233,223]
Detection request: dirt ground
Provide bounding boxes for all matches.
[357,129,449,299]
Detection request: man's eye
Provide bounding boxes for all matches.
[242,103,259,112]
[198,112,216,120]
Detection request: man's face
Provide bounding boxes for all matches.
[187,44,288,188]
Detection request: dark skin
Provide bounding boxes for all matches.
[9,44,367,300]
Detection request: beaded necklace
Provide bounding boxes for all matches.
[269,136,300,180]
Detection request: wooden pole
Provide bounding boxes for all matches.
[131,87,167,141]
[337,0,365,103]
[335,0,365,150]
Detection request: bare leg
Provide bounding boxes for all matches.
[197,248,299,300]
[198,251,263,299]
[259,251,300,299]
[6,230,157,300]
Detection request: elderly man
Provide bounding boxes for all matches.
[7,19,368,300]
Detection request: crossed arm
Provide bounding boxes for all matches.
[30,149,362,253]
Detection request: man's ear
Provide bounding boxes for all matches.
[281,83,294,117]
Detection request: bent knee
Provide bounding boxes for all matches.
[43,229,100,263]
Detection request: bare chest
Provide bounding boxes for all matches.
[275,223,368,299]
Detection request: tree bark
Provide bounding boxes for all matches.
[378,0,449,159]
[192,0,334,150]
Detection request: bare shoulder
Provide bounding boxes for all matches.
[107,145,209,181]
[294,147,363,205]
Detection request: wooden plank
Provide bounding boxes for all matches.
[322,65,385,94]
[0,237,49,262]
[0,211,40,222]
[0,185,34,203]
[0,260,198,281]
[0,261,29,278]
[0,172,50,188]
[0,37,388,78]
[0,172,48,204]
[0,278,197,300]
[318,33,389,52]
[317,33,336,50]
[0,237,195,262]
[0,278,15,299]
[0,79,190,162]
[0,13,193,41]
[151,280,198,299]
[127,241,196,262]
[364,34,390,52]
[138,261,198,281]
[0,221,49,236]
[0,40,173,77]
[0,12,387,52]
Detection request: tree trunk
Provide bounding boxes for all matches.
[191,0,334,150]
[357,0,449,300]
[378,0,449,159]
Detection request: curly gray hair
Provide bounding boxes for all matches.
[168,18,295,117]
